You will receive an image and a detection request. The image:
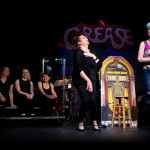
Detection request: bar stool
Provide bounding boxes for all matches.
[111,96,132,128]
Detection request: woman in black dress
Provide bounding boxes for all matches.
[72,35,102,131]
[37,72,57,116]
[15,67,34,116]
[0,66,14,108]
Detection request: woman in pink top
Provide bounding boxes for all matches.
[138,22,150,131]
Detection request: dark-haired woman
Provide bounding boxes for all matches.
[0,66,15,109]
[38,72,57,116]
[15,67,35,116]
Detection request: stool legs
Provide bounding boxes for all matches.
[111,98,117,128]
[122,97,126,128]
[111,96,132,128]
[118,103,121,127]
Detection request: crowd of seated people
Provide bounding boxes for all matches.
[0,66,57,117]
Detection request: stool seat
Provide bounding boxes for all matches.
[111,96,132,128]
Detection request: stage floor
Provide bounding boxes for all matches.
[0,121,150,145]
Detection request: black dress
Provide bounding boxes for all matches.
[18,79,34,115]
[39,82,56,115]
[0,78,13,106]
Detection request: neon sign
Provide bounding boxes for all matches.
[58,20,134,52]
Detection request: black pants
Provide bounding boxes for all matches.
[18,95,34,115]
[145,103,150,126]
[76,81,97,122]
[41,98,56,112]
[0,99,9,116]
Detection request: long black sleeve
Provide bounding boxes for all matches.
[91,50,102,70]
[73,49,83,75]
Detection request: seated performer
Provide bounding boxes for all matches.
[15,67,35,116]
[0,66,15,108]
[37,72,57,116]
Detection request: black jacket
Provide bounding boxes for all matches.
[72,49,102,86]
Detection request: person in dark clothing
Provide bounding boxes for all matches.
[72,35,102,132]
[0,66,14,107]
[15,67,35,116]
[37,72,57,116]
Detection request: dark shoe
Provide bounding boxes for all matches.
[93,125,100,131]
[78,125,85,132]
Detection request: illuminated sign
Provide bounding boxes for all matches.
[58,20,134,52]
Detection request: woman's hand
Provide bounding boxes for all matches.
[25,93,30,100]
[29,94,34,100]
[80,71,93,92]
[47,95,54,99]
[0,96,6,103]
[51,95,57,99]
[84,52,96,60]
[47,94,57,100]
[86,80,93,92]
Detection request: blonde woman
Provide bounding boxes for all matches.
[15,67,34,116]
